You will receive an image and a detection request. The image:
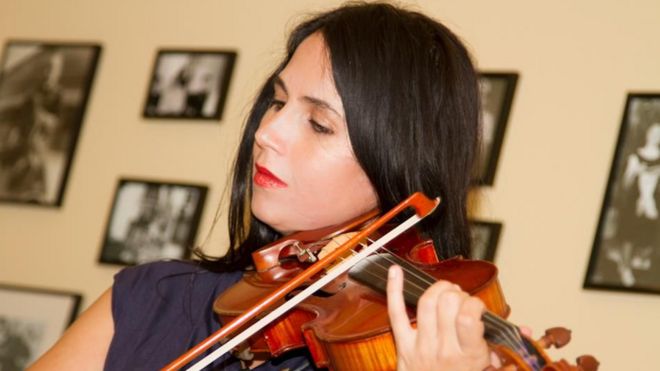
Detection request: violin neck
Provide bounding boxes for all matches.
[348,253,546,370]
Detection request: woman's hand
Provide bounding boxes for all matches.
[386,265,492,371]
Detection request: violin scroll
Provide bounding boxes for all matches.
[538,327,571,349]
[492,326,599,371]
[535,327,599,371]
[575,355,600,371]
[536,355,599,371]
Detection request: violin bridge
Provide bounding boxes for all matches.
[316,232,365,270]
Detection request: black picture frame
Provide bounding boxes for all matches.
[143,49,236,121]
[0,40,101,206]
[0,283,81,368]
[585,93,660,294]
[469,220,502,262]
[99,178,208,266]
[475,72,518,186]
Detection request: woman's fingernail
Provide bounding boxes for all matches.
[389,265,398,279]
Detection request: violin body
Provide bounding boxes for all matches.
[214,231,510,370]
[166,193,597,371]
[301,257,509,370]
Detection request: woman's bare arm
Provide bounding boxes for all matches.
[28,288,114,370]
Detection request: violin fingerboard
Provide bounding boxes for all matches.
[350,254,548,371]
[348,253,436,307]
[483,318,546,371]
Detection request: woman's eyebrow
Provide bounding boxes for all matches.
[302,96,342,118]
[273,75,342,118]
[273,76,288,94]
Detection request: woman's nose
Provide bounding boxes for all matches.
[254,107,291,154]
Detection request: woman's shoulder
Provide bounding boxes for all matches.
[107,261,245,370]
[116,260,241,284]
[112,260,243,317]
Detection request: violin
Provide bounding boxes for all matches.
[163,193,598,371]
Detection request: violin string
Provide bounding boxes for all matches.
[364,237,438,286]
[346,234,537,367]
[481,313,529,359]
[330,236,434,291]
[338,244,432,300]
[349,240,435,293]
[341,250,530,354]
[333,237,527,354]
[185,212,428,371]
[374,249,533,357]
[486,314,540,368]
[342,239,455,308]
[338,238,533,361]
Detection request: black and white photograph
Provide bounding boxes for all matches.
[99,179,208,266]
[0,284,81,370]
[585,94,660,294]
[143,49,236,120]
[469,220,502,262]
[0,41,101,206]
[476,72,518,185]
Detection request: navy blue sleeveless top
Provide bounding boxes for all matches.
[104,261,315,370]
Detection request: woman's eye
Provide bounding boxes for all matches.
[269,99,285,111]
[310,119,333,134]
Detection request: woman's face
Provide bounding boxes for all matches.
[251,33,378,235]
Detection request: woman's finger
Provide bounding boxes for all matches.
[415,282,446,346]
[519,325,533,337]
[435,284,463,352]
[455,296,488,358]
[387,265,414,345]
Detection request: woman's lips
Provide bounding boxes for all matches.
[254,163,288,188]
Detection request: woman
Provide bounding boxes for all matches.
[30,3,489,370]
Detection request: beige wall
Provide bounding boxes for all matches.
[1,0,658,368]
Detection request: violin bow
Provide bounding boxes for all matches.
[162,192,439,371]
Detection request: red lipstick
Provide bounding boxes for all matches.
[254,163,288,188]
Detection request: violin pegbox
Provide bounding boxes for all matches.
[538,327,572,349]
[489,325,599,371]
[535,327,599,371]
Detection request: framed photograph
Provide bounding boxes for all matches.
[143,49,236,120]
[470,220,502,262]
[99,178,208,266]
[476,72,518,185]
[585,93,660,294]
[0,284,81,369]
[0,41,101,206]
